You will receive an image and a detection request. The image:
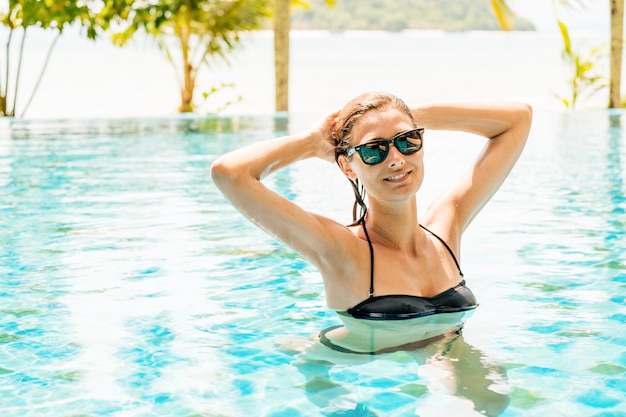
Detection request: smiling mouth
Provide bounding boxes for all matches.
[385,171,411,181]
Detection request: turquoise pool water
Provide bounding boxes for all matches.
[0,112,624,416]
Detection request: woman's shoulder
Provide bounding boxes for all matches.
[310,216,368,265]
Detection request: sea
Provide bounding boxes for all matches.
[1,26,612,121]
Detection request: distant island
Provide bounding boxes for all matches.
[291,0,536,31]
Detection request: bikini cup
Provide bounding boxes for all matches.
[346,280,478,320]
[346,223,477,320]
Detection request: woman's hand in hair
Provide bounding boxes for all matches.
[307,111,340,164]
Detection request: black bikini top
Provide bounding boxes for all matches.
[346,224,478,320]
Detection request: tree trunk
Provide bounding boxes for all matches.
[274,0,290,113]
[21,32,60,117]
[179,24,195,113]
[12,28,27,116]
[180,60,195,113]
[609,0,624,108]
[1,28,14,116]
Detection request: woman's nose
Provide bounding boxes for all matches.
[387,144,405,167]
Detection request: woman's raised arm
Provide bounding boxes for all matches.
[210,114,346,268]
[412,101,532,236]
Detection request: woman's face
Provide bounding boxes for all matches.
[339,106,425,205]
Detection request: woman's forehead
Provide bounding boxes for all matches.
[352,107,414,144]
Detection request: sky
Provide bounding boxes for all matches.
[510,0,610,32]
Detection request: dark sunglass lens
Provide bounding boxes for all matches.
[359,142,388,165]
[396,131,422,155]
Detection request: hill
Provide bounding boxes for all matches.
[291,0,536,31]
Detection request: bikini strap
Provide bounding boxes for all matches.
[419,224,464,277]
[360,222,462,299]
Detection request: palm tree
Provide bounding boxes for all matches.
[609,0,624,108]
[0,0,104,117]
[498,0,622,108]
[114,0,271,113]
[552,0,622,108]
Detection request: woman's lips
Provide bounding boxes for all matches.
[384,171,411,182]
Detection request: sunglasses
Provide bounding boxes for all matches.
[346,128,424,165]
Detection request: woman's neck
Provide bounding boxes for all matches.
[364,199,424,253]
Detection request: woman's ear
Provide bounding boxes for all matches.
[337,154,357,180]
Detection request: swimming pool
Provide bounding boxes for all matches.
[1,111,624,416]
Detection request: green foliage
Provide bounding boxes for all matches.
[112,0,271,52]
[200,82,242,114]
[556,19,607,109]
[0,0,126,117]
[1,0,88,32]
[291,0,535,31]
[111,0,271,113]
[0,0,270,116]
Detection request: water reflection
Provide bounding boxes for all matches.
[5,114,282,139]
[282,333,509,416]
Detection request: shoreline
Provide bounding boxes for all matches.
[3,108,623,139]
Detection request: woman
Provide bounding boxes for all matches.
[211,91,532,354]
